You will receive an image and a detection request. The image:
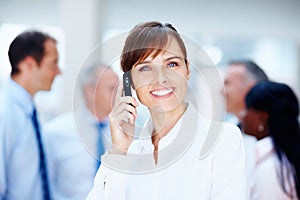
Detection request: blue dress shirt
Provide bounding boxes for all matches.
[0,79,44,200]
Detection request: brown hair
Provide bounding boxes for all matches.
[120,21,187,72]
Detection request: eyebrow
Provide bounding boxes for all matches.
[136,56,184,65]
[165,56,185,62]
[136,60,151,65]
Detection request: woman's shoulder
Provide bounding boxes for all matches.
[186,103,242,140]
[217,121,243,142]
[196,117,243,159]
[199,117,242,141]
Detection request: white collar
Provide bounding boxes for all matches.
[130,104,187,153]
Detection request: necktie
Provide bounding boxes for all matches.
[32,108,51,200]
[96,121,107,169]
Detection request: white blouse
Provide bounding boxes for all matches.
[251,137,298,200]
[86,103,248,200]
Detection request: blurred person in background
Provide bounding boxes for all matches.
[222,60,269,124]
[0,30,61,200]
[43,64,118,199]
[221,60,269,190]
[241,81,300,200]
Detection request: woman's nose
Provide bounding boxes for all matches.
[154,67,167,84]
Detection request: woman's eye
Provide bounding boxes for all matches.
[167,62,178,68]
[139,65,151,72]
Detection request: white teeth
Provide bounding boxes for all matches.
[151,88,173,96]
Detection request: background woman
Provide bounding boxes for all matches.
[242,81,300,200]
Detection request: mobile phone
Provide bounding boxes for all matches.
[123,70,132,97]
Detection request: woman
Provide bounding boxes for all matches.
[241,81,300,200]
[87,21,247,199]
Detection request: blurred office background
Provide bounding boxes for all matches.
[0,0,299,122]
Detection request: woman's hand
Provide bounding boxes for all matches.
[108,80,139,154]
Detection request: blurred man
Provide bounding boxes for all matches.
[221,60,269,195]
[0,31,61,200]
[222,60,269,124]
[43,64,118,199]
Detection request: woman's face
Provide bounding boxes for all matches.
[131,38,190,112]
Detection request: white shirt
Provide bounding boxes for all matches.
[224,113,257,193]
[87,103,248,200]
[251,137,297,200]
[43,108,111,200]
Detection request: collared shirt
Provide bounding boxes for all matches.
[251,137,297,200]
[43,107,111,200]
[87,103,248,200]
[0,79,43,200]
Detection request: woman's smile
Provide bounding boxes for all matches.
[150,87,175,98]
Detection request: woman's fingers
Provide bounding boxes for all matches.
[113,102,137,124]
[108,79,139,153]
[123,96,139,108]
[116,110,136,125]
[114,81,138,107]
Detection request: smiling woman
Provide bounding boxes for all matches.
[132,47,190,115]
[86,21,248,200]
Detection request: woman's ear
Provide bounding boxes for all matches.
[186,60,191,80]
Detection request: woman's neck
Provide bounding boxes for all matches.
[150,102,188,146]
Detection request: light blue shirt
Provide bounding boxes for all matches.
[0,79,43,200]
[43,107,111,200]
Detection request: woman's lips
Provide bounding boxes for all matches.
[150,87,175,98]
